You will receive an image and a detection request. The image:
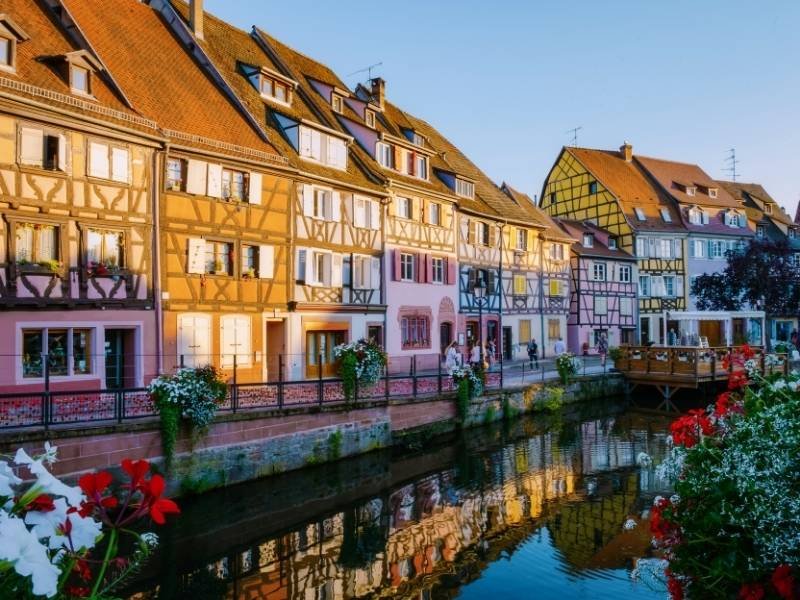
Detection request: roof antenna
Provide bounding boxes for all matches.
[347,62,383,83]
[566,126,583,147]
[724,148,740,182]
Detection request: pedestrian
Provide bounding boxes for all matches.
[444,341,460,375]
[554,337,566,355]
[527,338,539,369]
[597,332,609,368]
[469,343,482,368]
[668,328,677,347]
[487,339,496,367]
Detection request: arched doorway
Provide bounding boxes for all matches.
[440,322,453,351]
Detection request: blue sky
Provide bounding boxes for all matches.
[204,0,799,216]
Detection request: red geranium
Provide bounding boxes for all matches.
[729,371,749,390]
[140,474,180,525]
[121,458,150,489]
[739,582,765,600]
[667,575,684,600]
[25,493,55,513]
[715,392,743,419]
[772,565,796,600]
[77,471,118,517]
[670,409,714,448]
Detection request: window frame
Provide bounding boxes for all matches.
[364,110,376,128]
[618,265,632,283]
[13,220,62,269]
[84,226,126,270]
[204,240,234,276]
[87,139,130,184]
[400,252,415,282]
[594,296,608,316]
[588,181,598,195]
[428,202,441,226]
[70,64,92,96]
[396,197,412,220]
[592,262,606,281]
[583,233,594,248]
[0,35,16,72]
[331,94,343,113]
[260,75,291,105]
[20,326,95,380]
[18,124,68,172]
[639,274,651,297]
[431,257,444,284]
[513,274,527,296]
[165,157,187,192]
[221,167,249,202]
[401,315,430,349]
[376,142,393,168]
[634,207,646,221]
[240,244,259,278]
[455,178,475,199]
[516,229,528,251]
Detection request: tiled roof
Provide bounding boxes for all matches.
[566,147,683,232]
[62,0,279,160]
[716,181,795,228]
[636,155,740,209]
[501,184,576,242]
[558,219,636,260]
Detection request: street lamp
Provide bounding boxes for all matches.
[473,275,488,365]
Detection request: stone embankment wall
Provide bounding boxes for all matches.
[1,374,623,495]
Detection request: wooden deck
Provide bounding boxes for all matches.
[614,346,789,410]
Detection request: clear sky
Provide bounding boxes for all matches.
[204,0,800,216]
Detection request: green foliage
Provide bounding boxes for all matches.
[555,353,580,385]
[538,386,565,411]
[334,338,387,404]
[502,395,518,421]
[483,404,497,424]
[327,429,343,461]
[456,378,470,423]
[608,346,623,361]
[158,402,180,472]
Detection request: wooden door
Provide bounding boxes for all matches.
[699,320,723,346]
[306,330,345,378]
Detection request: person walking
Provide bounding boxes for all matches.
[444,341,460,375]
[554,337,566,355]
[487,339,496,368]
[597,332,609,368]
[526,338,539,369]
[469,343,481,368]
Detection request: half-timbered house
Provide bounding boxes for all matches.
[557,220,638,353]
[63,0,293,383]
[0,0,159,392]
[160,4,388,380]
[541,144,686,346]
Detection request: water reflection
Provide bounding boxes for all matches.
[128,404,672,599]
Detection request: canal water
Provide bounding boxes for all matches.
[127,400,673,599]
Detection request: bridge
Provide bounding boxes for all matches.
[613,345,790,410]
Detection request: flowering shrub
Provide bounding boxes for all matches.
[451,364,483,398]
[647,344,800,599]
[148,366,227,469]
[333,339,387,403]
[555,352,581,384]
[0,444,178,598]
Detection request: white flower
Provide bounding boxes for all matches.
[0,514,61,598]
[789,381,799,392]
[25,498,101,552]
[653,495,664,506]
[670,494,681,505]
[636,452,653,468]
[0,460,22,498]
[623,518,637,530]
[141,531,159,548]
[41,442,58,466]
[14,449,84,507]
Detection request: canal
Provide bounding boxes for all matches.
[127,399,673,599]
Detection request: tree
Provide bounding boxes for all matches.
[691,239,800,318]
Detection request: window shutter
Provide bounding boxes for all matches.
[707,240,714,258]
[393,250,401,281]
[370,257,381,290]
[330,254,343,287]
[89,141,109,179]
[186,238,206,274]
[468,220,475,244]
[488,225,497,248]
[311,130,322,161]
[702,211,710,225]
[207,163,223,198]
[57,134,68,172]
[676,276,684,297]
[673,239,682,258]
[410,198,418,221]
[177,315,195,363]
[331,191,341,222]
[370,200,381,230]
[111,147,129,183]
[296,248,307,283]
[415,253,424,283]
[248,172,262,204]
[258,245,274,279]
[300,127,312,157]
[393,146,402,171]
[468,268,477,291]
[20,127,44,167]
[647,238,656,257]
[446,258,457,285]
[302,184,314,217]
[186,159,207,195]
[220,317,236,368]
[425,254,433,283]
[353,197,366,228]
[487,270,496,293]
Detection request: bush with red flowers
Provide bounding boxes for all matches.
[0,444,178,599]
[648,346,800,599]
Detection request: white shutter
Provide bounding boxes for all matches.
[179,314,210,367]
[220,317,236,368]
[674,239,682,258]
[299,127,312,158]
[676,276,684,297]
[20,127,44,167]
[353,197,366,228]
[258,245,274,279]
[352,255,363,289]
[370,256,381,290]
[702,211,710,225]
[111,147,129,183]
[221,316,251,368]
[186,159,207,195]
[297,248,307,283]
[186,238,206,274]
[234,317,251,366]
[302,184,314,216]
[370,200,380,230]
[57,134,68,172]
[331,253,343,287]
[310,129,322,161]
[331,191,341,222]
[89,141,109,179]
[177,316,195,366]
[207,163,223,198]
[248,172,262,205]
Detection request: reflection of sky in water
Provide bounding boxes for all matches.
[127,410,674,600]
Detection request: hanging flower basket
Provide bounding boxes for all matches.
[333,339,387,403]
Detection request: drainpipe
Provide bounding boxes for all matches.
[152,145,165,376]
[538,235,546,359]
[497,221,505,365]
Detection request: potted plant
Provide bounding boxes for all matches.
[242,267,256,279]
[333,338,387,404]
[555,352,581,385]
[36,259,62,273]
[608,346,624,369]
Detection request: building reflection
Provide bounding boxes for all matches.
[129,414,670,600]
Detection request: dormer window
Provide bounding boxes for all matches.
[51,51,101,98]
[376,142,393,168]
[259,74,292,105]
[764,204,773,215]
[331,94,343,114]
[660,208,672,223]
[725,211,744,228]
[686,186,696,197]
[412,132,424,147]
[634,207,646,221]
[588,181,598,195]
[708,188,718,199]
[456,178,474,199]
[70,65,90,95]
[0,36,11,69]
[583,233,594,248]
[0,15,29,73]
[789,228,797,239]
[608,237,618,250]
[688,207,708,225]
[365,110,376,128]
[298,125,347,169]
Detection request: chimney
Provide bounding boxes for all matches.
[370,77,385,109]
[620,141,633,162]
[189,0,204,40]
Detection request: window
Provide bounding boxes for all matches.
[15,222,58,265]
[1,36,14,70]
[476,221,490,246]
[88,141,129,183]
[663,275,675,297]
[396,197,412,220]
[548,319,560,340]
[519,320,532,344]
[549,243,564,260]
[222,168,248,201]
[205,241,232,275]
[618,265,632,283]
[634,207,646,221]
[306,330,345,377]
[400,253,415,281]
[431,257,444,284]
[456,179,475,199]
[549,279,562,296]
[70,65,90,95]
[86,229,123,268]
[594,296,607,315]
[260,76,290,104]
[19,126,66,171]
[313,188,331,219]
[686,186,696,197]
[516,229,528,251]
[708,188,718,199]
[299,126,346,169]
[513,274,527,296]
[22,328,92,378]
[401,316,429,349]
[331,94,343,113]
[583,233,594,248]
[690,239,706,258]
[592,262,606,281]
[756,225,765,239]
[658,238,674,258]
[220,315,252,368]
[415,155,428,179]
[353,196,380,230]
[608,237,617,250]
[660,208,672,223]
[365,110,376,128]
[412,132,425,147]
[639,275,651,297]
[588,181,597,194]
[764,204,773,215]
[241,245,258,277]
[620,297,633,316]
[376,142,393,168]
[428,202,441,226]
[165,158,186,191]
[790,228,798,239]
[549,192,556,204]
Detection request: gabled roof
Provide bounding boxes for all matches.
[635,155,739,209]
[561,147,682,232]
[557,219,636,261]
[501,184,575,242]
[716,181,795,228]
[61,0,281,161]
